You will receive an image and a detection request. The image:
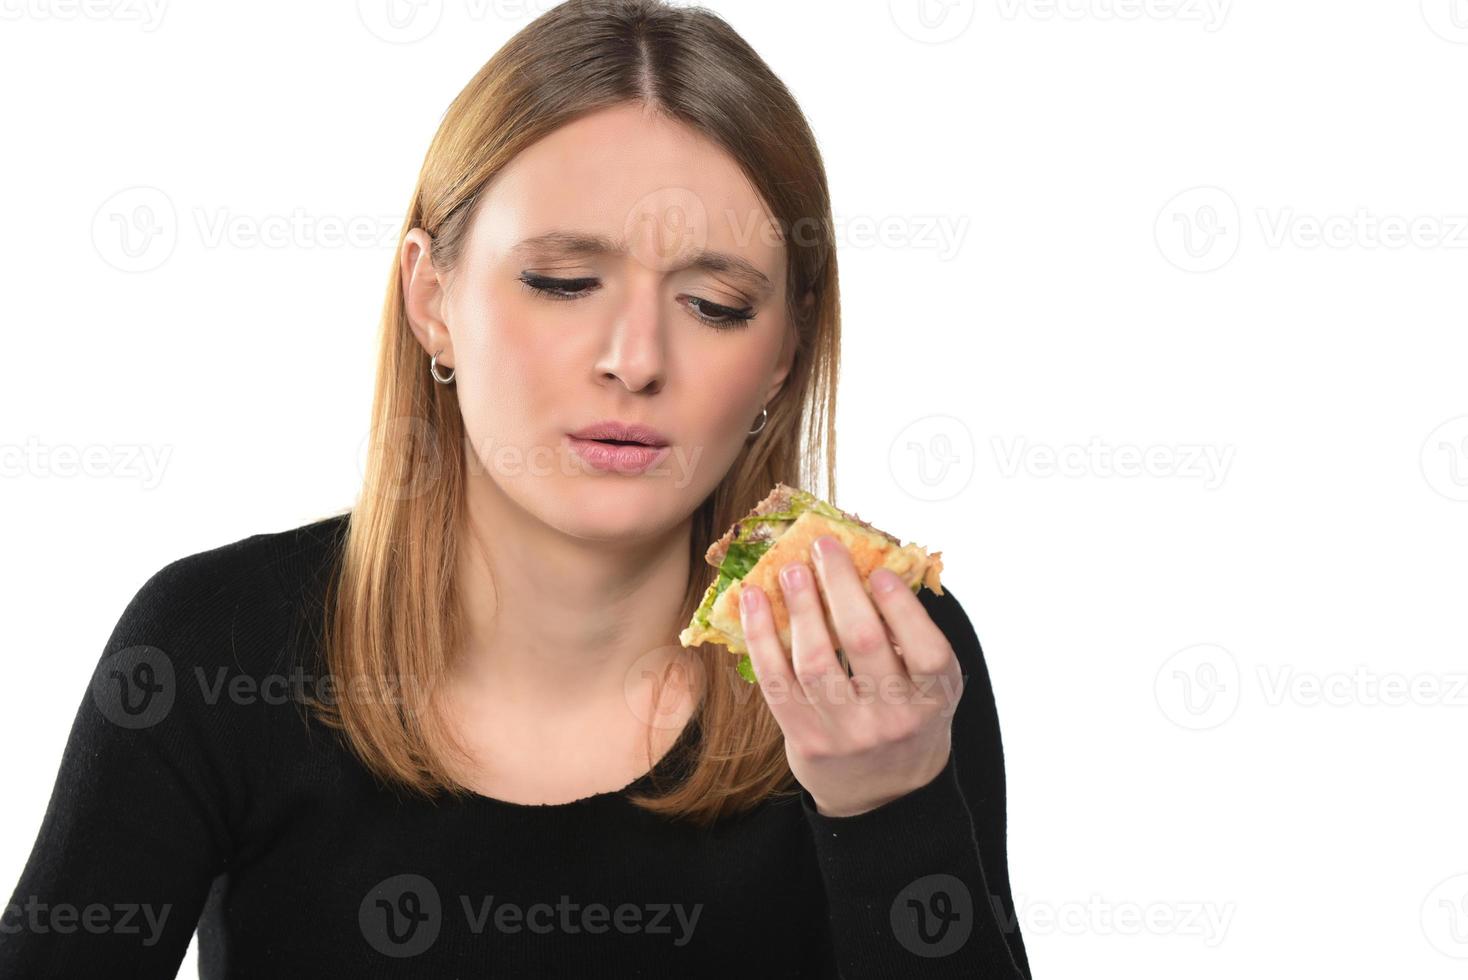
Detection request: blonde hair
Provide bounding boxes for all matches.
[306,0,841,827]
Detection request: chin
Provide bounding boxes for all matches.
[535,473,684,541]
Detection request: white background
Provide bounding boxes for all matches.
[3,1,1467,976]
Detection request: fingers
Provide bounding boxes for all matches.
[809,535,906,692]
[865,565,963,708]
[737,583,819,735]
[775,559,853,710]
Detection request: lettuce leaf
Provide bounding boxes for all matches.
[689,489,866,687]
[735,653,756,684]
[690,537,774,630]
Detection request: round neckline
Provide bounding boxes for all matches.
[464,713,701,812]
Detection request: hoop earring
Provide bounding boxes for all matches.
[747,407,769,436]
[430,349,456,385]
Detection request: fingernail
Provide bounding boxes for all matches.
[812,535,835,566]
[780,562,808,592]
[741,585,761,612]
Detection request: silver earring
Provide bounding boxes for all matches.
[747,407,768,435]
[430,349,455,385]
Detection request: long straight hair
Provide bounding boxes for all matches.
[306,0,841,827]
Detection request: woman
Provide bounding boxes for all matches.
[0,1,1030,976]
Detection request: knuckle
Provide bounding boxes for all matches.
[845,621,888,657]
[878,715,922,744]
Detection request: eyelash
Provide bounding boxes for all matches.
[516,274,756,331]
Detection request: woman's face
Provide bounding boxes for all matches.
[403,102,799,542]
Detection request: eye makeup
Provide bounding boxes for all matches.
[516,273,757,331]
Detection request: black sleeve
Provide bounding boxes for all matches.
[799,586,1031,979]
[0,551,272,978]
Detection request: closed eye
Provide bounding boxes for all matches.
[516,274,756,331]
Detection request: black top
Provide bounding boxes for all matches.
[0,513,1031,979]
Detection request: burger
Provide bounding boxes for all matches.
[679,483,945,683]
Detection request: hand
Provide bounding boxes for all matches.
[737,534,964,818]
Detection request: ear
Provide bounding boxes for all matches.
[401,228,453,369]
[764,289,811,403]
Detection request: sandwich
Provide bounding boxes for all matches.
[678,483,945,683]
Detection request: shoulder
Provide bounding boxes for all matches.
[104,510,351,677]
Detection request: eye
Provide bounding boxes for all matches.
[517,274,756,331]
[685,296,756,330]
[517,274,598,300]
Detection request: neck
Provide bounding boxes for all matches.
[449,473,695,711]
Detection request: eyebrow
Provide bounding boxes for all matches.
[511,230,774,297]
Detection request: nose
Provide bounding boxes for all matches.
[594,277,666,395]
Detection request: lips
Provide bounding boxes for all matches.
[567,420,671,448]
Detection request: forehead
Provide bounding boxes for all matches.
[472,104,785,290]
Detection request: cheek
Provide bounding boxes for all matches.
[449,289,575,446]
[683,340,774,440]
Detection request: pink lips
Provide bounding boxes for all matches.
[565,420,673,474]
[566,436,671,474]
[567,420,671,447]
